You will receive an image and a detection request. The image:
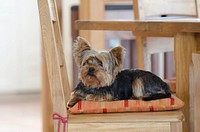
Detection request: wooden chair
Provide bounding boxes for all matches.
[38,0,184,131]
[133,0,198,79]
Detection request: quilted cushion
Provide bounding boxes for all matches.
[69,95,184,114]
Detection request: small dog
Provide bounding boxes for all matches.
[67,37,171,108]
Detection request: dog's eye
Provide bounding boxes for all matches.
[82,61,87,66]
[99,62,103,67]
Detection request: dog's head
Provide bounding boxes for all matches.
[73,37,125,88]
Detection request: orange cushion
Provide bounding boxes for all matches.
[164,77,176,93]
[69,95,184,114]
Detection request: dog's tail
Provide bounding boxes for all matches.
[142,83,171,101]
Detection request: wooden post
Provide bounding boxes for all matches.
[40,0,64,131]
[174,33,198,132]
[79,0,105,50]
[38,0,70,131]
[133,0,145,69]
[42,48,54,132]
[190,53,200,132]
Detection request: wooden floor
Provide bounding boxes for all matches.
[0,94,42,132]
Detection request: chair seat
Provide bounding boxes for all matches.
[68,110,184,132]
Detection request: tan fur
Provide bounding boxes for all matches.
[86,94,101,101]
[86,93,113,101]
[109,46,125,77]
[109,46,125,66]
[132,78,144,98]
[73,37,92,66]
[105,94,114,101]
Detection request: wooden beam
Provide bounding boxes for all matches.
[75,20,200,36]
[79,0,105,50]
[133,0,145,69]
[190,53,200,132]
[69,111,184,123]
[42,50,54,132]
[133,33,145,69]
[38,0,68,131]
[174,33,198,132]
[79,0,90,40]
[56,0,62,31]
[40,0,65,131]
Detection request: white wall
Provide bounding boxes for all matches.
[0,0,79,94]
[0,0,41,94]
[62,0,79,87]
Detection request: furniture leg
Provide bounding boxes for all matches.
[190,53,200,132]
[171,122,183,132]
[42,49,54,132]
[79,0,105,50]
[174,33,198,132]
[135,36,145,69]
[38,0,68,131]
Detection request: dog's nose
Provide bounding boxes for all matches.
[88,67,95,75]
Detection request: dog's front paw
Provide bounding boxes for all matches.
[67,91,82,108]
[67,101,74,108]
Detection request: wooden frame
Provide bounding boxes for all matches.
[133,0,199,79]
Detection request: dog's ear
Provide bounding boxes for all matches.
[73,36,91,66]
[109,46,125,66]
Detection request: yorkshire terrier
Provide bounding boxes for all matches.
[67,37,171,108]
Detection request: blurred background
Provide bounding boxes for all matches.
[0,0,78,131]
